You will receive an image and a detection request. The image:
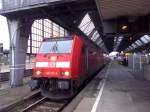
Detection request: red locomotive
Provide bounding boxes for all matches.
[32,35,105,99]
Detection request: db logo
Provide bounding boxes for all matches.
[49,62,56,67]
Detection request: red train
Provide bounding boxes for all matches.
[32,35,106,99]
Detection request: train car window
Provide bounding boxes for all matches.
[89,49,97,55]
[39,40,73,54]
[89,49,94,54]
[92,52,97,55]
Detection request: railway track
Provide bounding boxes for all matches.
[7,92,68,112]
[3,66,106,112]
[21,97,67,112]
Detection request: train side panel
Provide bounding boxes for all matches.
[71,35,105,86]
[71,36,84,83]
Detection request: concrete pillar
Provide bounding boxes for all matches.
[7,18,31,87]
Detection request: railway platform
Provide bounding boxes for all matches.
[72,61,150,112]
[0,77,38,111]
[1,61,150,112]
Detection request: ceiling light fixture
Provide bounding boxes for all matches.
[122,25,127,30]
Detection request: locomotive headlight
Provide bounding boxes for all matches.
[36,70,42,75]
[46,71,50,75]
[64,71,70,76]
[51,56,56,61]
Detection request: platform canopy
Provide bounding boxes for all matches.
[96,0,150,53]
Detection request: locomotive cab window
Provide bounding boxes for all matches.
[39,39,73,54]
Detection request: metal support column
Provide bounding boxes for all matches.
[7,18,31,87]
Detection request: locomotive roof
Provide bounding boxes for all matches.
[43,36,73,42]
[43,35,101,50]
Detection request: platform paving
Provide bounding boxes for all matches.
[1,61,150,112]
[0,77,36,111]
[74,61,150,112]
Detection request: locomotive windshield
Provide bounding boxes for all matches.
[39,40,73,54]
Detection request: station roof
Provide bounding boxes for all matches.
[0,0,150,53]
[99,0,150,20]
[0,0,107,51]
[125,35,150,53]
[96,0,150,53]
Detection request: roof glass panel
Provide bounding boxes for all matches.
[135,40,142,46]
[132,43,137,48]
[144,35,150,42]
[140,35,149,44]
[96,38,103,45]
[91,33,99,42]
[113,36,124,51]
[137,40,143,46]
[129,46,132,49]
[129,46,134,49]
[114,37,117,42]
[135,43,140,47]
[99,42,104,47]
[78,13,107,52]
[84,22,95,36]
[79,14,91,29]
[91,31,98,39]
[118,36,123,42]
[78,13,95,36]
